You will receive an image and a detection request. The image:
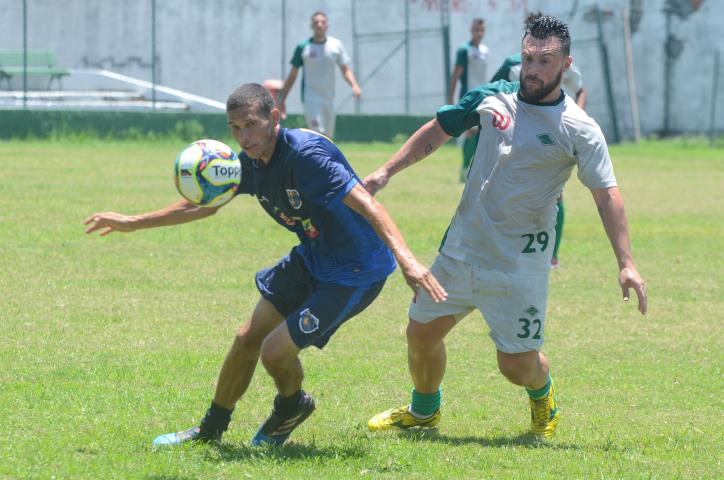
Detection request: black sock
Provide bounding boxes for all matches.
[275,390,303,416]
[199,401,234,437]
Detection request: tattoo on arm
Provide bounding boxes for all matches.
[407,144,434,167]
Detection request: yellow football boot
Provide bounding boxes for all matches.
[529,380,560,439]
[368,405,441,431]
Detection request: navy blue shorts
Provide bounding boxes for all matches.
[255,249,387,349]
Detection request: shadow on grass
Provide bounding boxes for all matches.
[398,429,581,450]
[204,439,370,463]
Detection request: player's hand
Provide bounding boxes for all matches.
[352,85,362,98]
[400,260,447,303]
[84,212,137,236]
[363,169,389,196]
[619,266,647,314]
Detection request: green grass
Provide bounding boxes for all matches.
[1,137,722,479]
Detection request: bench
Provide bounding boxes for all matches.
[0,51,70,90]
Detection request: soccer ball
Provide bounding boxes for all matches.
[174,139,241,207]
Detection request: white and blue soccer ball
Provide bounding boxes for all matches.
[174,139,241,207]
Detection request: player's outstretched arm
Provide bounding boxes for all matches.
[363,118,451,196]
[84,199,220,236]
[343,183,447,303]
[591,186,647,314]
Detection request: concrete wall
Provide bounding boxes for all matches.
[1,0,722,138]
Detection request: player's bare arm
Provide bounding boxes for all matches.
[342,183,447,303]
[363,119,451,195]
[575,87,588,109]
[591,186,647,314]
[447,65,464,105]
[340,64,362,97]
[84,199,220,236]
[278,67,300,118]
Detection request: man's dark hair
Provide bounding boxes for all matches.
[226,83,274,116]
[311,11,327,20]
[524,15,571,55]
[524,11,543,29]
[471,18,485,27]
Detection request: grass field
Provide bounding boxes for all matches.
[1,137,722,479]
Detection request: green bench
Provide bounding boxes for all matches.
[0,50,70,89]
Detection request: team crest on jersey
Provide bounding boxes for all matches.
[536,133,556,146]
[286,189,302,209]
[492,110,511,130]
[525,306,539,317]
[299,308,320,334]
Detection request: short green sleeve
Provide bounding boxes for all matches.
[436,80,520,137]
[290,41,307,68]
[455,46,467,68]
[490,53,522,82]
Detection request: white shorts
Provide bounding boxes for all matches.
[409,253,550,354]
[303,98,336,139]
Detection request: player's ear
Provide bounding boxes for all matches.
[564,55,573,71]
[271,107,281,125]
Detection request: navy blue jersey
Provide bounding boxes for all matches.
[235,128,396,286]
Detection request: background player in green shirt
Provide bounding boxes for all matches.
[447,18,489,182]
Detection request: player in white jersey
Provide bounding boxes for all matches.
[364,16,647,439]
[278,11,362,139]
[448,18,490,182]
[490,12,589,268]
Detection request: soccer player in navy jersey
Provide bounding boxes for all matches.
[84,83,446,447]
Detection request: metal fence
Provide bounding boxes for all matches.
[1,0,723,140]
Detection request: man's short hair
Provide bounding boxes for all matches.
[311,11,327,21]
[472,18,485,27]
[524,15,571,55]
[226,83,274,116]
[524,11,544,30]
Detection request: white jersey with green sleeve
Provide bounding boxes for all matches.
[291,36,350,103]
[436,80,617,274]
[454,41,490,99]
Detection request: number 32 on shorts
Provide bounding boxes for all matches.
[521,231,549,253]
[517,318,542,339]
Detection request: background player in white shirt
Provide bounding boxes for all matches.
[278,11,362,139]
[448,18,490,182]
[364,16,646,439]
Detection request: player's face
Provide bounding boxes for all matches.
[311,14,328,37]
[471,23,486,43]
[227,105,280,162]
[520,35,572,103]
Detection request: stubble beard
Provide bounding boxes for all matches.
[520,67,564,103]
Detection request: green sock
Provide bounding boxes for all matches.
[526,375,552,400]
[410,388,441,418]
[552,197,565,259]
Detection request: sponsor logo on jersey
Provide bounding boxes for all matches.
[492,111,511,130]
[536,133,556,146]
[286,189,302,209]
[299,308,320,334]
[525,306,539,317]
